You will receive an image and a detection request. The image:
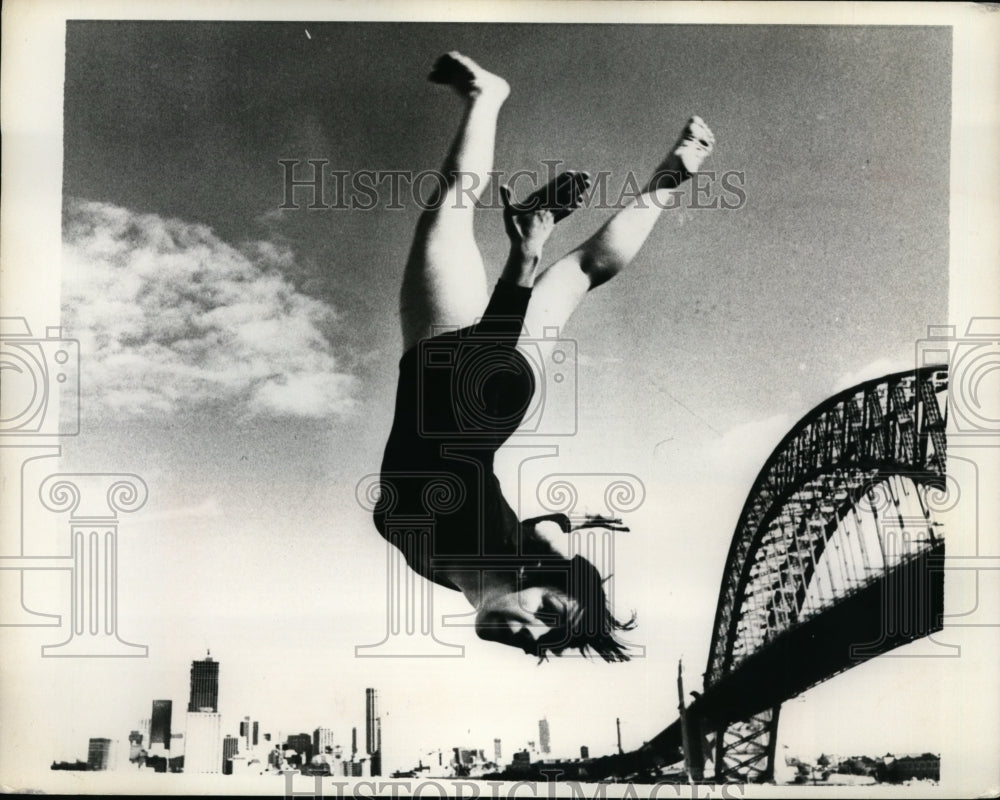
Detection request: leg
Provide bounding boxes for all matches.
[524,117,715,337]
[399,53,510,352]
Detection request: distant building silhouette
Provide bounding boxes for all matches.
[188,651,219,712]
[494,738,502,765]
[128,730,144,763]
[878,753,941,783]
[222,735,239,774]
[510,750,532,773]
[538,718,551,755]
[285,733,313,764]
[149,700,172,753]
[87,738,113,771]
[580,745,589,759]
[50,759,89,771]
[451,747,489,776]
[366,688,381,776]
[239,716,260,752]
[314,727,336,755]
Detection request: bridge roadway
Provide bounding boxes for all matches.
[691,540,944,725]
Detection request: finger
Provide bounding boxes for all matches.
[498,183,512,209]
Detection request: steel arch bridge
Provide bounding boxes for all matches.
[617,365,949,783]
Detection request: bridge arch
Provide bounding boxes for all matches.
[689,365,948,782]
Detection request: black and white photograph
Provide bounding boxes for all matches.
[1,1,998,797]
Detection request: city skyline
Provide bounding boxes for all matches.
[53,647,943,781]
[53,650,616,777]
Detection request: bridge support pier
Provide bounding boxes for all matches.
[713,705,781,783]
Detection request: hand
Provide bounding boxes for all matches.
[499,184,556,256]
[570,515,630,533]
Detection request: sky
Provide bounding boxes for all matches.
[2,10,980,790]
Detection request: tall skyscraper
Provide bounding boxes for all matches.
[188,651,219,712]
[149,700,172,753]
[494,738,502,765]
[184,711,222,774]
[88,738,113,771]
[365,688,381,776]
[539,718,551,755]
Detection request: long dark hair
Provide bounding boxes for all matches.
[517,523,637,662]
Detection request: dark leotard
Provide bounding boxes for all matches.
[374,281,536,589]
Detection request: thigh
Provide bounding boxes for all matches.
[521,253,591,342]
[399,223,490,351]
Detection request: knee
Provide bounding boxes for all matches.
[578,252,619,289]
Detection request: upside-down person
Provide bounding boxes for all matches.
[374,52,715,661]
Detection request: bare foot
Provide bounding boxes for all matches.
[429,51,510,103]
[509,170,591,223]
[648,116,716,190]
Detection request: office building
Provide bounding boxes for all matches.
[239,717,260,752]
[188,651,219,712]
[88,738,113,771]
[285,733,313,763]
[494,738,502,765]
[149,700,172,753]
[314,727,336,755]
[128,730,144,763]
[184,711,222,774]
[222,735,239,774]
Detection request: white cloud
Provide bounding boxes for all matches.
[62,198,356,419]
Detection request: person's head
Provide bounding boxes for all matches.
[474,552,636,662]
